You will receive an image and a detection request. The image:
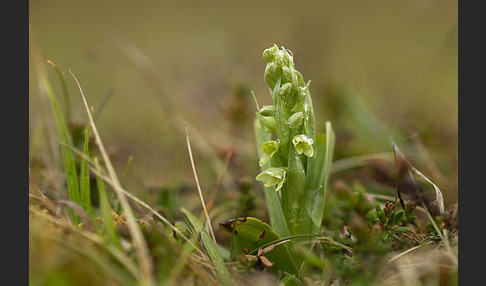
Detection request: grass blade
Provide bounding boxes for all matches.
[94,157,121,249]
[181,208,231,286]
[47,234,136,286]
[79,125,92,214]
[46,60,71,123]
[43,63,80,223]
[68,69,154,286]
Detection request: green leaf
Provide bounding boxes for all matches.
[47,234,137,286]
[377,210,386,225]
[394,210,405,225]
[43,74,80,223]
[79,127,92,214]
[300,122,335,234]
[284,145,306,235]
[375,203,382,215]
[94,157,121,249]
[280,274,296,284]
[46,60,71,125]
[388,212,395,226]
[181,208,231,286]
[218,217,299,276]
[322,122,335,203]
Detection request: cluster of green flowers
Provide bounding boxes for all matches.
[255,44,316,193]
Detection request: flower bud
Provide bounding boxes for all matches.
[282,66,293,83]
[295,70,304,87]
[259,105,275,116]
[287,112,305,129]
[259,115,276,132]
[263,45,278,63]
[292,134,314,157]
[278,82,292,98]
[274,48,293,68]
[264,62,279,90]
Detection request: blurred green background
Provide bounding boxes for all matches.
[29,0,457,205]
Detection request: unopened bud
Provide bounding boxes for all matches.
[259,105,275,116]
[264,62,279,90]
[259,115,276,132]
[282,66,293,83]
[274,48,293,67]
[287,112,305,129]
[295,70,304,87]
[278,82,292,98]
[263,44,278,63]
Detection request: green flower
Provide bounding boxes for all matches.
[259,140,280,166]
[292,134,314,157]
[255,167,287,192]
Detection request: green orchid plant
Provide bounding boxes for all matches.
[254,44,335,237]
[220,45,335,278]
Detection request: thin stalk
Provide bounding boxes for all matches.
[185,126,217,244]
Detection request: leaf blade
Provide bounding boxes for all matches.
[181,208,231,286]
[43,75,80,222]
[219,217,299,276]
[94,157,121,249]
[79,126,92,214]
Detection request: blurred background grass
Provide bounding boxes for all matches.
[29,0,457,205]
